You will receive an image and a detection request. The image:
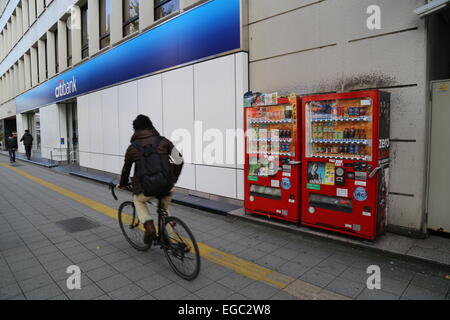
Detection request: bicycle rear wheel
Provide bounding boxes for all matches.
[162,216,201,281]
[118,201,151,252]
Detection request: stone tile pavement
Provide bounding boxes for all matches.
[0,157,449,300]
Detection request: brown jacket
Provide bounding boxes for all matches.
[120,128,178,195]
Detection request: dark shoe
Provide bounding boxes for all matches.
[143,221,156,245]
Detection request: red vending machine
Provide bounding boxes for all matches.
[301,90,390,240]
[244,92,301,223]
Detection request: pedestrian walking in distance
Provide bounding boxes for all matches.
[20,130,34,160]
[6,132,18,163]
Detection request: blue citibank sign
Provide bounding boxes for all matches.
[16,0,241,113]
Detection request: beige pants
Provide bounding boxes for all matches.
[133,192,172,225]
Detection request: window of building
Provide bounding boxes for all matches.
[123,0,139,37]
[154,0,179,21]
[81,4,89,59]
[66,18,72,67]
[55,29,59,73]
[33,0,37,19]
[100,0,111,49]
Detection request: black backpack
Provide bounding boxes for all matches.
[132,136,175,198]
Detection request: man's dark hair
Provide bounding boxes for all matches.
[133,115,154,131]
[25,130,29,133]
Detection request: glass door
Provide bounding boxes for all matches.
[66,102,79,164]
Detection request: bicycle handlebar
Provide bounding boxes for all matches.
[109,182,119,201]
[109,181,132,201]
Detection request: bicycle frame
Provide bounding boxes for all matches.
[110,181,167,247]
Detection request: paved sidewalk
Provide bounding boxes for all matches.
[0,158,449,300]
[229,209,450,268]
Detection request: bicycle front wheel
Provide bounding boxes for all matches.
[118,201,151,252]
[162,216,201,281]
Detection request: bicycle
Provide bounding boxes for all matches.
[109,182,201,281]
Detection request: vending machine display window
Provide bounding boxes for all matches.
[244,92,302,223]
[305,98,374,161]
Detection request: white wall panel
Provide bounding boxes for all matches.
[89,153,104,172]
[88,92,103,155]
[235,52,248,169]
[194,55,236,168]
[236,169,244,200]
[162,66,195,165]
[79,151,90,168]
[118,82,139,155]
[77,95,90,153]
[196,165,237,199]
[176,163,196,190]
[101,87,120,156]
[104,155,122,175]
[137,75,164,133]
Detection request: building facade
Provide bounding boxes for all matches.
[0,0,449,238]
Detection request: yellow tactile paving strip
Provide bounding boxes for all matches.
[0,162,350,300]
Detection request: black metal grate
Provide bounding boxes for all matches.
[55,217,100,233]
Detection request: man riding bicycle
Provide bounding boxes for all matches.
[117,115,183,245]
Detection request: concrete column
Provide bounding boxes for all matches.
[29,0,36,25]
[140,0,154,30]
[16,6,23,39]
[16,113,27,154]
[0,76,4,103]
[22,0,29,32]
[7,71,12,100]
[11,14,16,48]
[12,64,17,97]
[8,21,12,51]
[0,33,3,60]
[71,5,82,64]
[18,58,25,93]
[37,0,44,16]
[10,66,14,98]
[4,72,8,101]
[8,70,12,99]
[30,46,38,87]
[88,0,100,55]
[57,19,68,71]
[46,31,56,77]
[110,0,123,44]
[24,52,31,90]
[0,77,3,103]
[38,39,46,83]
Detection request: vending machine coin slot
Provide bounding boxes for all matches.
[335,167,346,186]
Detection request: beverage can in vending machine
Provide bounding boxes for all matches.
[349,145,355,154]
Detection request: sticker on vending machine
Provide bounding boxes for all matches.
[355,181,367,187]
[281,178,292,190]
[354,187,368,201]
[337,188,348,198]
[324,163,336,185]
